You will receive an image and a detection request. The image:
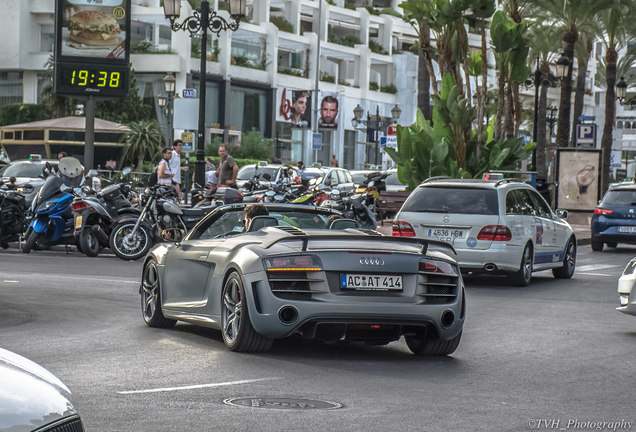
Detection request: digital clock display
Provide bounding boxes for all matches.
[55,62,129,97]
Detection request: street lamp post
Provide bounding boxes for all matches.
[616,77,636,108]
[351,104,401,167]
[158,73,176,146]
[163,0,245,187]
[528,53,570,171]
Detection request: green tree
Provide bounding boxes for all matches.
[0,104,50,127]
[41,55,77,118]
[205,132,274,161]
[95,70,153,123]
[533,0,611,147]
[119,120,163,170]
[400,0,436,120]
[594,0,636,193]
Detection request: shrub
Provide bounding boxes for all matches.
[369,81,379,91]
[380,84,397,94]
[270,16,294,33]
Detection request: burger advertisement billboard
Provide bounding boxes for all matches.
[54,0,131,97]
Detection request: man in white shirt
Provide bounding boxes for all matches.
[169,139,188,200]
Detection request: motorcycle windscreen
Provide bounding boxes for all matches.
[35,176,64,206]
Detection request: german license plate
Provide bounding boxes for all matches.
[618,226,636,233]
[74,215,83,229]
[340,274,402,291]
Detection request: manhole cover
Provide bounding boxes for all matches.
[223,397,342,410]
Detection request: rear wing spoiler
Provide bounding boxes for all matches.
[262,232,456,256]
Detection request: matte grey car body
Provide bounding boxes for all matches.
[0,159,58,205]
[140,203,465,355]
[0,347,84,432]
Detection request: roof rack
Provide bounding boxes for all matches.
[494,178,522,187]
[422,176,454,184]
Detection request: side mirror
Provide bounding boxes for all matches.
[308,178,316,186]
[556,209,568,219]
[122,167,132,176]
[9,176,17,184]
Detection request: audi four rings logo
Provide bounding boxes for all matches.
[360,257,384,266]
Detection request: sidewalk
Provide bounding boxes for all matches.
[376,219,591,246]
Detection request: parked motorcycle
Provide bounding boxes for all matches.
[0,177,33,249]
[22,158,84,253]
[72,168,138,257]
[192,185,243,208]
[320,188,377,230]
[109,184,214,261]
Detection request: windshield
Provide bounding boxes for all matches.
[191,207,337,240]
[402,186,498,215]
[1,162,45,178]
[385,172,404,186]
[237,166,278,181]
[602,189,636,205]
[35,175,64,205]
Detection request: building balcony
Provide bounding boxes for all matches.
[30,0,54,14]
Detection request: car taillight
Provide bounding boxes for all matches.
[263,255,323,272]
[419,259,458,276]
[393,221,416,237]
[72,200,89,211]
[477,225,512,241]
[595,208,613,215]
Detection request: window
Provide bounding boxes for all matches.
[527,190,552,218]
[40,25,55,52]
[0,71,23,110]
[617,121,624,129]
[337,169,349,184]
[506,189,535,216]
[602,189,636,205]
[403,187,498,215]
[229,86,267,133]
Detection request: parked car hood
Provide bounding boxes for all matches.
[0,348,78,432]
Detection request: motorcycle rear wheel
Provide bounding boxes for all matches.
[79,229,100,257]
[110,222,152,261]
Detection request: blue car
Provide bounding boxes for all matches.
[591,182,636,251]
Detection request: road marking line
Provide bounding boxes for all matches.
[2,280,19,283]
[576,264,621,272]
[118,377,280,395]
[577,272,614,277]
[0,272,138,284]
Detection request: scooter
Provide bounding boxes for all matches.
[72,168,138,257]
[22,158,84,253]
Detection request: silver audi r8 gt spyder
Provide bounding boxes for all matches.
[140,204,465,356]
[0,347,84,432]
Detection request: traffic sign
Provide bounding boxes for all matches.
[182,88,197,98]
[380,136,397,148]
[575,123,597,148]
[312,133,322,151]
[181,132,194,152]
[387,125,397,136]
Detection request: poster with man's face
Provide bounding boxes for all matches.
[557,149,601,210]
[58,0,128,60]
[276,88,312,129]
[318,92,339,129]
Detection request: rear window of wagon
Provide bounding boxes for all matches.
[401,186,499,215]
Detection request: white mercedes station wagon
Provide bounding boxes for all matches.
[392,178,576,286]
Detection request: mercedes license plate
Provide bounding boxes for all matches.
[618,226,636,233]
[340,274,402,291]
[74,215,83,229]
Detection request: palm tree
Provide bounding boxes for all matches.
[119,120,163,170]
[533,0,612,148]
[527,24,564,180]
[595,0,636,194]
[569,28,595,146]
[400,0,437,121]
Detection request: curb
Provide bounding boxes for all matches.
[577,237,591,246]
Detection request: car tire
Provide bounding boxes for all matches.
[552,237,576,279]
[591,240,603,252]
[607,242,618,248]
[110,222,152,261]
[221,271,273,353]
[22,228,40,254]
[79,229,100,257]
[509,243,533,286]
[406,331,462,356]
[141,259,177,328]
[0,241,9,249]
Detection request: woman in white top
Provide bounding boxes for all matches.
[158,147,175,185]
